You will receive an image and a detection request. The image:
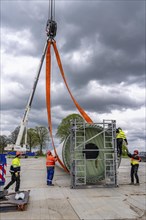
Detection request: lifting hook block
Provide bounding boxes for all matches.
[46,19,57,39]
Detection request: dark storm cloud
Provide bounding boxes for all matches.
[57,1,145,87]
[1,0,145,94]
[61,1,144,54]
[1,88,29,111]
[1,0,145,149]
[129,131,145,143]
[47,85,144,114]
[1,1,48,56]
[29,77,144,115]
[1,1,145,78]
[62,46,145,89]
[78,94,144,113]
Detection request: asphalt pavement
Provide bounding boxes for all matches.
[0,157,145,220]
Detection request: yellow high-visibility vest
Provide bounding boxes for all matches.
[12,157,21,168]
[131,158,140,165]
[116,129,126,139]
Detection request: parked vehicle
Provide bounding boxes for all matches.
[139,152,146,162]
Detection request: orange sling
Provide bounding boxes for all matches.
[46,41,68,172]
[46,40,93,173]
[52,41,93,124]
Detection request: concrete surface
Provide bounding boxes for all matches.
[0,157,145,220]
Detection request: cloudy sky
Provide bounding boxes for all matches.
[1,0,145,151]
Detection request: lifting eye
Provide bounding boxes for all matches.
[82,143,99,160]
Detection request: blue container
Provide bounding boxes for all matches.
[7,151,36,157]
[26,152,35,157]
[7,151,16,156]
[0,154,7,186]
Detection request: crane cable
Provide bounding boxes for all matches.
[48,0,55,21]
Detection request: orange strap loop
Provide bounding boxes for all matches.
[52,41,93,124]
[46,40,93,173]
[46,41,69,173]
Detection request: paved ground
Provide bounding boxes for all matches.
[0,157,146,220]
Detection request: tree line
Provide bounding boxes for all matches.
[0,126,49,155]
[0,114,83,155]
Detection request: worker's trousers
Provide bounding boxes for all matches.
[47,167,54,185]
[117,138,123,156]
[4,172,20,192]
[131,164,139,184]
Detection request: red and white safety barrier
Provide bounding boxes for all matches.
[0,164,7,184]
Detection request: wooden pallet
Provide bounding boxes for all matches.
[0,190,30,212]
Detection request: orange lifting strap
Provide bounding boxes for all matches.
[46,40,93,172]
[52,41,93,124]
[46,41,69,173]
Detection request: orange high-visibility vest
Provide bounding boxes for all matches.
[46,155,57,167]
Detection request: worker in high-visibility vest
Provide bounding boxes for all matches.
[127,149,141,185]
[4,151,21,192]
[116,127,128,156]
[46,150,58,186]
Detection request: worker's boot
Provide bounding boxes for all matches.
[135,183,140,186]
[49,183,54,186]
[0,189,8,199]
[3,189,8,195]
[129,182,134,185]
